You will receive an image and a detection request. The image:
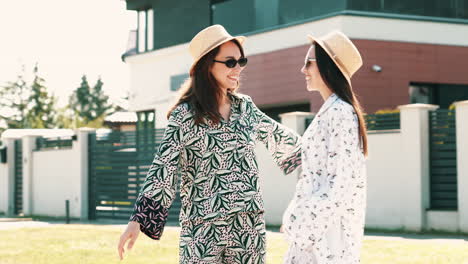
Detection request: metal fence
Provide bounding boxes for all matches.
[88,129,181,223]
[305,112,401,131]
[429,109,457,210]
[36,136,76,150]
[14,140,23,215]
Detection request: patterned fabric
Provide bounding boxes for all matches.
[282,93,367,264]
[129,195,168,240]
[179,212,266,264]
[130,92,302,240]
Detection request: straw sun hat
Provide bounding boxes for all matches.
[308,31,363,87]
[189,25,246,73]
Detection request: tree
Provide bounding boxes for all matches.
[55,106,75,129]
[90,77,113,120]
[69,75,114,128]
[0,66,30,128]
[70,75,93,124]
[26,64,57,128]
[0,64,56,129]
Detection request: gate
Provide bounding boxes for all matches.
[88,129,181,222]
[429,109,457,209]
[14,140,23,215]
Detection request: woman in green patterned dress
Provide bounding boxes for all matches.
[118,25,302,264]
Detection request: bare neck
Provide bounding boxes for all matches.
[319,86,333,101]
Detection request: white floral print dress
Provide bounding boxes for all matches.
[282,93,367,264]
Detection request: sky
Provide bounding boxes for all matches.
[0,0,136,108]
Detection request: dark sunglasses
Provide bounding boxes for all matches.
[213,57,248,68]
[305,58,316,68]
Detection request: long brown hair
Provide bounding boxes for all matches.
[167,39,244,125]
[315,44,368,156]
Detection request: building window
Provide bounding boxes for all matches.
[211,0,255,35]
[147,9,154,51]
[409,83,434,104]
[278,0,345,25]
[137,8,154,53]
[348,0,468,20]
[137,110,155,151]
[410,82,468,109]
[210,0,347,36]
[137,110,155,131]
[170,73,189,92]
[210,0,468,37]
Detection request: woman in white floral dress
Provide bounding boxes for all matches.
[282,31,368,264]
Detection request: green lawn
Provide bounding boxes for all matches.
[0,224,467,264]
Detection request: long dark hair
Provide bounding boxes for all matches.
[167,39,244,125]
[315,44,368,156]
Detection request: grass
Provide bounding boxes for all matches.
[0,224,468,264]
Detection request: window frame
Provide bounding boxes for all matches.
[137,7,154,53]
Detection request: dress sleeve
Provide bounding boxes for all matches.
[248,97,302,174]
[285,108,361,249]
[129,106,185,240]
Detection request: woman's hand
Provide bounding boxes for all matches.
[117,221,140,260]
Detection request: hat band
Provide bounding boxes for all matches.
[320,41,351,78]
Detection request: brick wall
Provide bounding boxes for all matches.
[241,39,468,113]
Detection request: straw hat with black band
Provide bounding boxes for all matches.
[307,31,362,87]
[189,25,246,74]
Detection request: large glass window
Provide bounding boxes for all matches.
[136,110,156,151]
[211,0,467,37]
[409,83,434,104]
[348,0,468,19]
[137,8,154,53]
[410,82,468,109]
[137,10,146,53]
[211,0,256,35]
[170,73,189,92]
[147,9,154,50]
[278,0,346,24]
[210,0,347,35]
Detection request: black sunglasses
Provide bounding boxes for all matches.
[305,58,316,68]
[213,57,248,68]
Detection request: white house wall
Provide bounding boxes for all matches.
[365,131,405,229]
[32,143,81,218]
[126,44,191,128]
[0,160,8,214]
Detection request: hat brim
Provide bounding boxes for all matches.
[307,35,352,88]
[190,36,246,74]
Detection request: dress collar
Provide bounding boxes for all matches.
[316,93,339,117]
[228,92,245,105]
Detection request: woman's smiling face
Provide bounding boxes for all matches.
[210,41,245,91]
[301,44,327,92]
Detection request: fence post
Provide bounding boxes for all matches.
[279,111,315,136]
[397,104,439,231]
[454,100,468,233]
[22,135,39,216]
[2,138,16,216]
[77,128,95,220]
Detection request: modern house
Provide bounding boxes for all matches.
[122,0,468,128]
[3,1,468,233]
